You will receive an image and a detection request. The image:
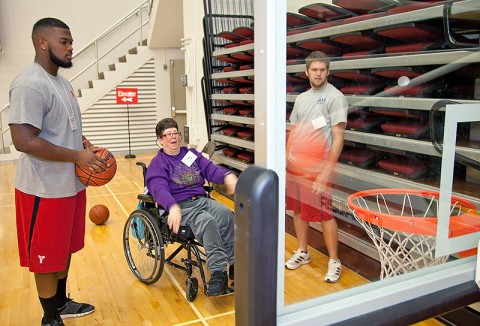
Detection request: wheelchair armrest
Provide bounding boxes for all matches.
[138,193,156,204]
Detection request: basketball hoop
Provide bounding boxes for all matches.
[347,188,478,279]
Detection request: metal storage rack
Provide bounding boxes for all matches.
[205,0,480,256]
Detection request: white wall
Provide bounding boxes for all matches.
[182,0,208,149]
[0,0,188,153]
[153,48,185,123]
[0,0,146,107]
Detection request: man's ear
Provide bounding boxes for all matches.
[37,37,47,50]
[305,68,309,77]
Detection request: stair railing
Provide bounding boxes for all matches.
[0,102,8,154]
[69,0,151,87]
[0,0,153,154]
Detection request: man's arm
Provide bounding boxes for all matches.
[11,123,107,171]
[82,136,93,149]
[312,123,345,195]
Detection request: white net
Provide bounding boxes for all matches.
[348,189,475,279]
[354,217,447,279]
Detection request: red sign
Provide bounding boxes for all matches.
[116,87,138,104]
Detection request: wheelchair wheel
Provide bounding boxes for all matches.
[123,209,165,284]
[186,277,199,302]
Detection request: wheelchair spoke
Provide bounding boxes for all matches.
[123,210,165,285]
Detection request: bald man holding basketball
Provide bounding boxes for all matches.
[9,18,107,326]
[285,51,348,283]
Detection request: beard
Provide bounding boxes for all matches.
[310,78,327,89]
[49,48,73,68]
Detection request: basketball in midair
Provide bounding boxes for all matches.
[89,204,110,225]
[286,124,328,176]
[76,148,117,186]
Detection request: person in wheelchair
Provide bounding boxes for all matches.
[146,118,238,296]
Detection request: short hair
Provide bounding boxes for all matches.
[305,51,330,69]
[32,18,70,37]
[155,118,178,137]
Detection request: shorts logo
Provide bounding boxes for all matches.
[38,255,46,264]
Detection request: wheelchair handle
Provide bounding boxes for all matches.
[136,162,148,186]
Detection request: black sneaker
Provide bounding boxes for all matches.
[207,271,228,296]
[41,314,64,326]
[58,298,95,319]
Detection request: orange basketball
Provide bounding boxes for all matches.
[286,125,328,176]
[76,148,117,186]
[89,204,110,225]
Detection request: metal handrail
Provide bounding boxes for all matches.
[68,21,150,85]
[0,103,9,154]
[0,0,153,154]
[70,0,150,83]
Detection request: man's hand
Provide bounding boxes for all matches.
[168,204,182,234]
[75,147,108,173]
[312,161,334,195]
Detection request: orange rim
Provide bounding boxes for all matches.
[347,188,477,236]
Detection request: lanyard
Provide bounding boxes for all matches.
[36,62,78,131]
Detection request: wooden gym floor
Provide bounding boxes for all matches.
[0,153,443,325]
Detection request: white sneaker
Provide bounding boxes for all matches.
[285,249,310,270]
[324,259,342,283]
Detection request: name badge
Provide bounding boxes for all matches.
[312,116,326,130]
[181,150,197,167]
[69,114,78,131]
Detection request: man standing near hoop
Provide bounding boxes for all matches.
[285,51,348,283]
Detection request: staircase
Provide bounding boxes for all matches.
[0,1,157,161]
[79,46,158,154]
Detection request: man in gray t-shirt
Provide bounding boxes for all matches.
[9,18,107,326]
[285,51,348,284]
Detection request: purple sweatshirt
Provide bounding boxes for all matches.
[145,147,230,211]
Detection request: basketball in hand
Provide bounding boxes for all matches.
[76,148,117,186]
[89,204,110,225]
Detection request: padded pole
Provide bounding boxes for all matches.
[234,165,278,326]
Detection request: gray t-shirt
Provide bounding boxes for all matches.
[9,63,86,198]
[288,83,348,172]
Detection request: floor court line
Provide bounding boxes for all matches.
[106,181,211,325]
[165,267,209,326]
[175,309,236,326]
[105,183,131,218]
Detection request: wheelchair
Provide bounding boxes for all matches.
[123,161,211,302]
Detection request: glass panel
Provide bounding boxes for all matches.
[283,0,480,308]
[437,103,480,256]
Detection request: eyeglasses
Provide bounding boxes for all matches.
[161,131,181,139]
